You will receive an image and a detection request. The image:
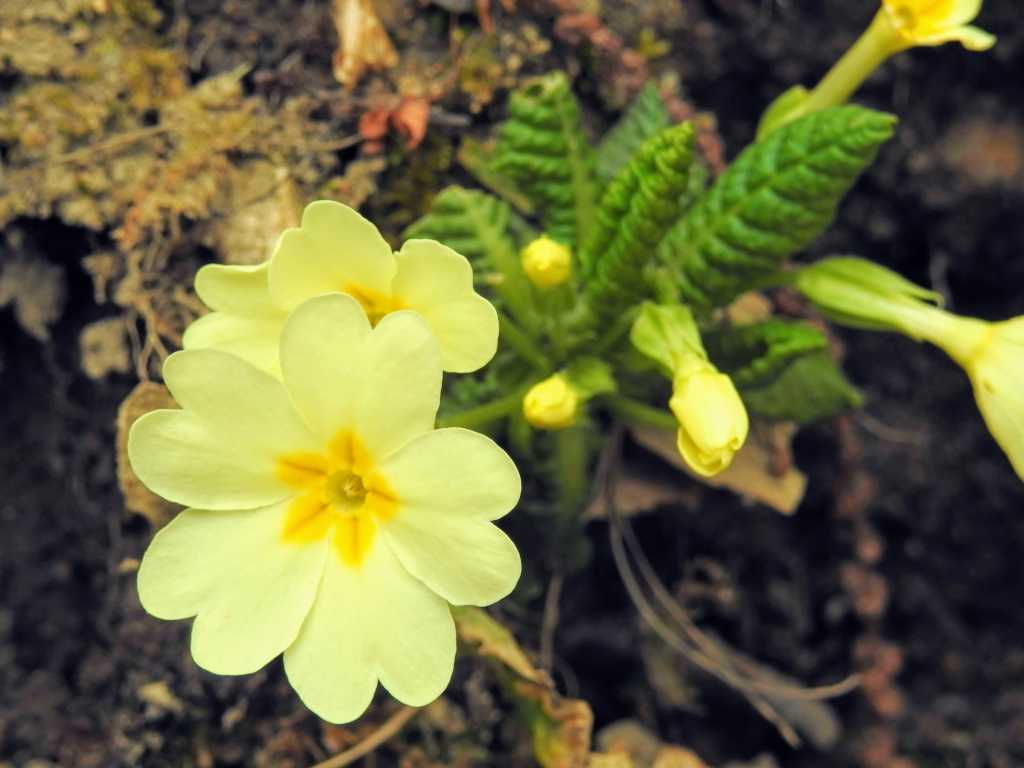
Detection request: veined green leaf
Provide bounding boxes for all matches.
[583,122,697,321]
[658,106,897,311]
[740,351,863,423]
[703,319,830,389]
[596,82,670,183]
[492,72,598,248]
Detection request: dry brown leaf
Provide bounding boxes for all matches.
[391,97,431,150]
[358,107,392,142]
[79,316,131,379]
[630,423,807,515]
[589,754,635,768]
[596,721,710,768]
[724,291,772,325]
[332,0,399,89]
[652,747,708,768]
[583,461,699,521]
[514,679,593,768]
[116,381,179,527]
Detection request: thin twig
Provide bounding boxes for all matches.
[599,427,803,747]
[310,706,420,768]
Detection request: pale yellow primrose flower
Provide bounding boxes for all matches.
[523,374,580,429]
[184,200,498,374]
[130,294,521,723]
[796,257,1024,481]
[881,0,995,51]
[669,357,749,477]
[521,236,572,289]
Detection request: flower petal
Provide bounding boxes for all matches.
[972,360,1024,482]
[916,24,995,50]
[377,428,522,605]
[182,311,285,375]
[194,262,278,314]
[944,0,983,27]
[354,310,441,457]
[129,350,321,509]
[392,240,498,372]
[280,294,441,456]
[137,501,328,675]
[270,201,396,312]
[279,293,371,441]
[284,539,455,723]
[380,428,521,521]
[165,349,319,451]
[382,515,521,606]
[129,411,295,509]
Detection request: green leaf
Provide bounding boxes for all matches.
[658,106,897,311]
[595,82,670,183]
[740,351,863,423]
[703,319,830,389]
[404,185,535,326]
[582,122,697,321]
[457,137,535,215]
[492,72,598,248]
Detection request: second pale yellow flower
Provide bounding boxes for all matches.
[185,200,498,374]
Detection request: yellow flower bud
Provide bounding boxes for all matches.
[521,236,572,288]
[523,375,579,430]
[881,0,995,51]
[669,358,749,477]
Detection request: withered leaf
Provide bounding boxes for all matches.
[332,0,399,89]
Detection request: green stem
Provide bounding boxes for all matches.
[604,395,678,431]
[555,425,589,517]
[437,386,533,429]
[592,306,638,355]
[796,11,904,119]
[499,311,551,372]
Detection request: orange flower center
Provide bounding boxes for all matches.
[276,430,398,567]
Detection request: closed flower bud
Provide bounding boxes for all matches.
[669,358,749,477]
[523,375,579,430]
[521,236,572,289]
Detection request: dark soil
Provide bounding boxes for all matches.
[2,1,1023,766]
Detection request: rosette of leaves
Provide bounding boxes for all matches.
[409,76,894,429]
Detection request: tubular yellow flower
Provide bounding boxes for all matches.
[183,200,499,374]
[669,357,749,477]
[763,0,994,134]
[521,236,572,288]
[926,314,1024,482]
[130,294,522,723]
[881,0,995,51]
[795,257,1024,481]
[523,375,579,430]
